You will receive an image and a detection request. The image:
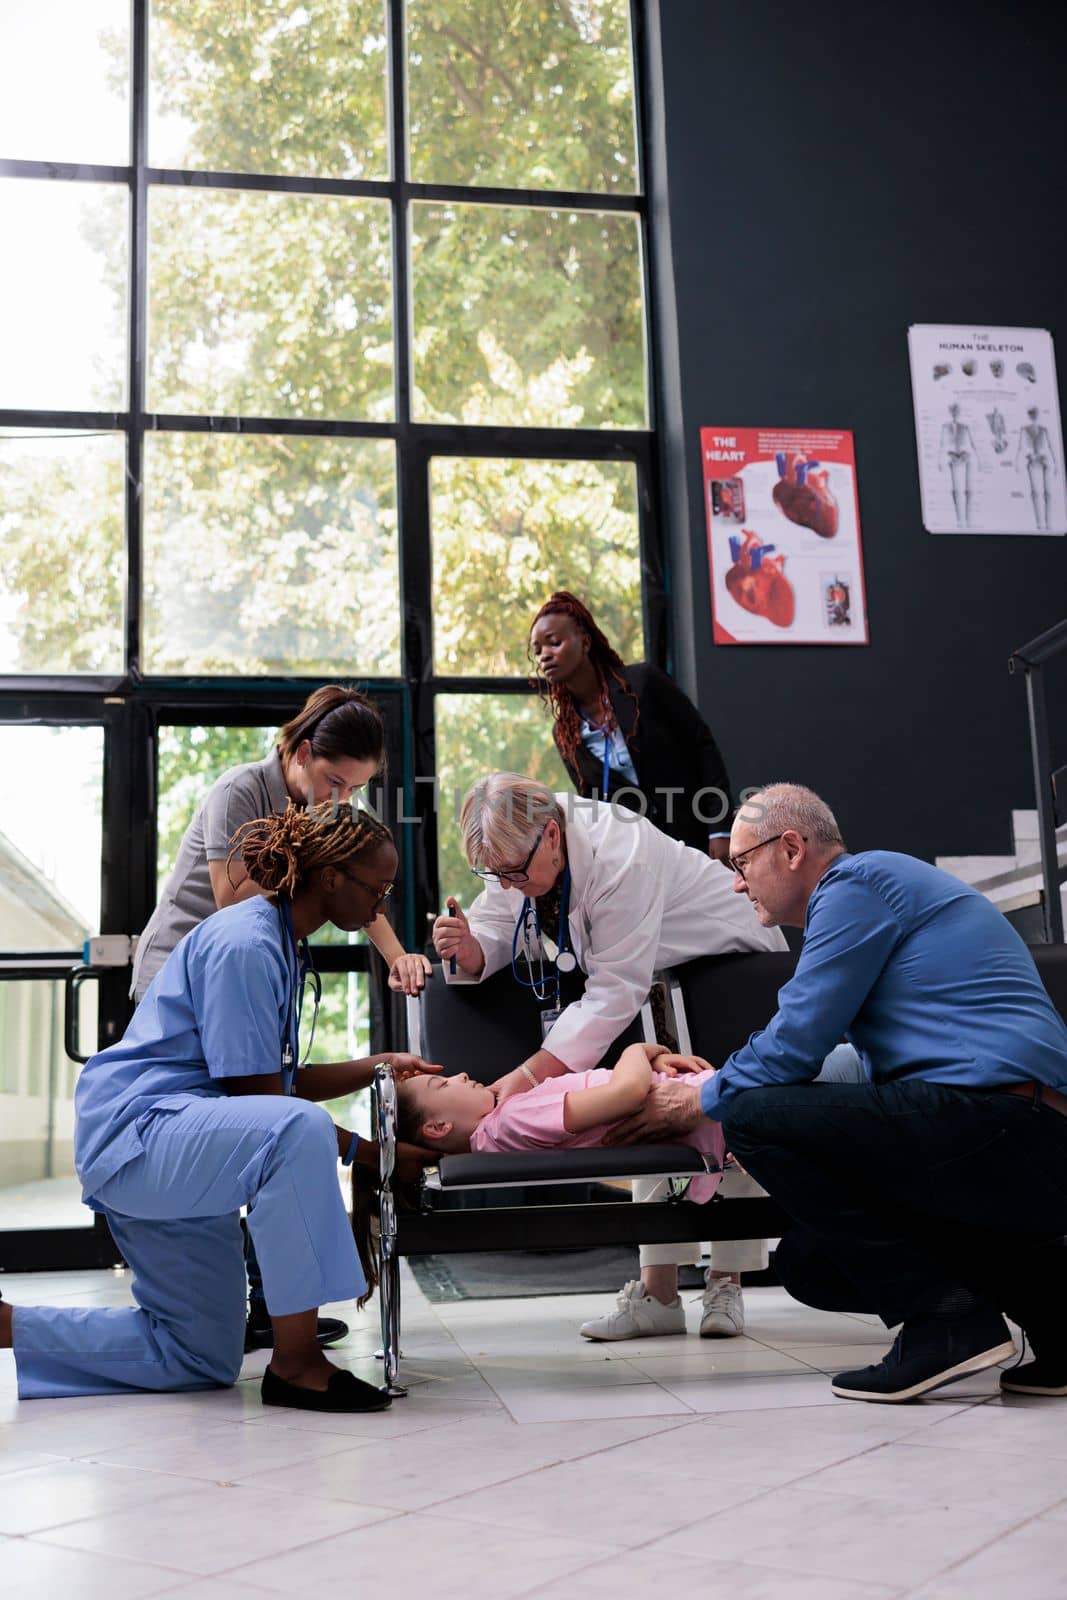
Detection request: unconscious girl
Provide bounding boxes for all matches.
[352,1043,725,1300]
[397,1042,723,1192]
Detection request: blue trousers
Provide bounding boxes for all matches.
[13,1095,364,1400]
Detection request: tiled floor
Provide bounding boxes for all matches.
[1,1266,1065,1599]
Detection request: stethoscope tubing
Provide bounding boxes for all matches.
[510,866,575,1002]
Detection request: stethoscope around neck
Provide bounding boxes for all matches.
[510,864,577,1003]
[277,893,321,1094]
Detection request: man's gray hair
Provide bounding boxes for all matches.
[737,784,845,851]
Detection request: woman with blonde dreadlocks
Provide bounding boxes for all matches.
[529,591,735,860]
[0,803,440,1414]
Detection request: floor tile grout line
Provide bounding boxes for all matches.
[893,1498,1060,1592]
[27,1500,411,1580]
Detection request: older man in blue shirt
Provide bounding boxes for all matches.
[614,783,1067,1403]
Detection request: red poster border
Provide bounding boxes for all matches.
[701,426,869,646]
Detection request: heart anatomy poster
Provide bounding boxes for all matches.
[908,325,1066,536]
[702,427,869,646]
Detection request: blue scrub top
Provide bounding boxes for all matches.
[702,851,1067,1121]
[75,897,293,1201]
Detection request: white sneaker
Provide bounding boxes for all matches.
[700,1278,745,1338]
[579,1279,686,1341]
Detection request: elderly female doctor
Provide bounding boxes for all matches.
[0,802,437,1415]
[433,773,786,1341]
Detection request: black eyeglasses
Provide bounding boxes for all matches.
[471,824,547,886]
[343,870,394,901]
[727,833,806,879]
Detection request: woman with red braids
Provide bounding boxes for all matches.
[529,592,734,861]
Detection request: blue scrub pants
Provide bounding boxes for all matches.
[13,1094,364,1400]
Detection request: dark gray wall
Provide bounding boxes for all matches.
[649,0,1067,858]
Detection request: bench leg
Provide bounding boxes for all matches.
[378,1245,406,1397]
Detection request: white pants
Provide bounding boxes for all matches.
[636,1166,770,1272]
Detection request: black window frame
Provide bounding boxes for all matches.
[0,1,670,1266]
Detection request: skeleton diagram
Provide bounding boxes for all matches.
[987,406,1008,455]
[938,404,982,528]
[1015,406,1059,531]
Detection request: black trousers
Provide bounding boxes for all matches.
[723,1079,1067,1329]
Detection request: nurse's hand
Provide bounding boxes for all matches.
[603,1080,705,1144]
[388,952,433,994]
[431,900,485,976]
[351,1136,439,1184]
[387,1053,444,1080]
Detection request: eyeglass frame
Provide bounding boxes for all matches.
[341,868,395,902]
[470,823,547,886]
[727,832,807,880]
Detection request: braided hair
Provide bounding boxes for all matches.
[528,591,639,770]
[227,799,393,897]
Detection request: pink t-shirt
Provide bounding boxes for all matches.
[470,1068,724,1203]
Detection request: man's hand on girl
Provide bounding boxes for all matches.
[604,1080,705,1143]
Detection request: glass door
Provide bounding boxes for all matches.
[0,715,123,1268]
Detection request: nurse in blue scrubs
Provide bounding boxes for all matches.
[0,801,437,1415]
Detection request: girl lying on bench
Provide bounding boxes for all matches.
[395,1041,724,1200]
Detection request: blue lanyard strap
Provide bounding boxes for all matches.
[278,895,320,1094]
[581,710,612,798]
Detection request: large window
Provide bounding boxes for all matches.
[0,0,661,992]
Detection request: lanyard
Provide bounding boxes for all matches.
[277,894,321,1095]
[582,711,612,798]
[510,867,576,1003]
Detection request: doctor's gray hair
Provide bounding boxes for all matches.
[736,784,845,851]
[460,774,565,870]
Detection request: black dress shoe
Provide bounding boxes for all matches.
[1001,1358,1067,1396]
[831,1308,1015,1403]
[261,1365,391,1413]
[245,1312,349,1353]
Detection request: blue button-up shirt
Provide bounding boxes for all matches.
[702,851,1067,1121]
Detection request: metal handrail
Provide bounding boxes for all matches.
[1009,617,1067,672]
[1008,619,1067,942]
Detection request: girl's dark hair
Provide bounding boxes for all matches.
[228,798,393,897]
[350,1083,432,1310]
[351,1165,381,1308]
[528,591,638,769]
[276,684,384,770]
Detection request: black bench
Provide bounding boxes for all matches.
[372,944,1067,1393]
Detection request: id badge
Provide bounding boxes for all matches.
[539,1005,561,1042]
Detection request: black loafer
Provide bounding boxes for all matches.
[1001,1358,1067,1396]
[261,1365,391,1413]
[832,1309,1015,1403]
[245,1313,349,1353]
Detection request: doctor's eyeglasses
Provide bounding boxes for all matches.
[471,824,547,886]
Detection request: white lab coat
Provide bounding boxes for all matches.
[447,794,787,1071]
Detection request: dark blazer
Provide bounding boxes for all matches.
[554,662,735,853]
